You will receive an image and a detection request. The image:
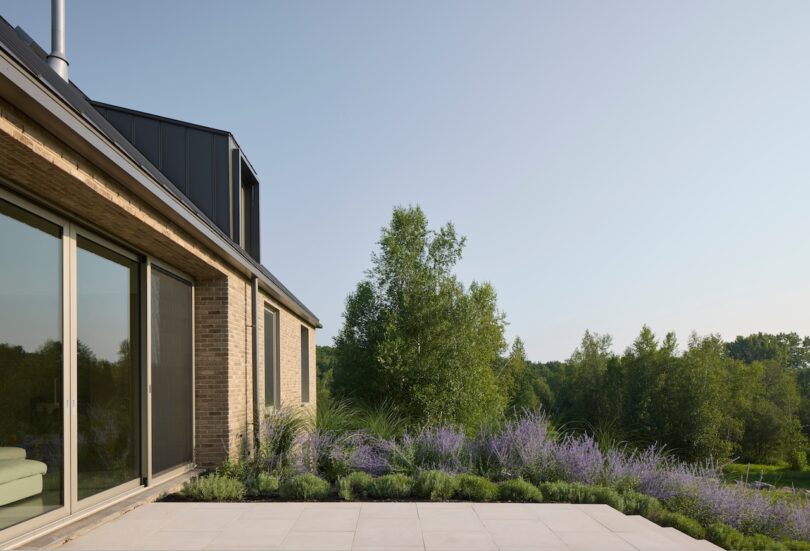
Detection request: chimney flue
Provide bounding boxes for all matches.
[47,0,68,81]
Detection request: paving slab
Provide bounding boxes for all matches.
[51,501,722,551]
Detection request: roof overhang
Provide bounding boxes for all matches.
[0,48,321,328]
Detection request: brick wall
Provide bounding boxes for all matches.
[194,277,230,467]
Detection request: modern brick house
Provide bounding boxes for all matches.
[0,7,318,546]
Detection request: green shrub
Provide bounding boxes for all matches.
[414,470,458,501]
[183,474,246,501]
[658,511,706,540]
[455,474,498,501]
[585,485,624,510]
[790,449,808,472]
[538,481,624,510]
[622,491,663,519]
[706,522,790,551]
[368,474,414,499]
[784,540,810,551]
[498,479,543,503]
[338,472,373,501]
[537,481,570,502]
[707,522,745,550]
[256,472,280,496]
[278,473,331,501]
[665,494,713,526]
[741,534,789,551]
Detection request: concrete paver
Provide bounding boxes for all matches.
[55,502,725,551]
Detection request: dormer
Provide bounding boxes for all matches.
[90,101,261,261]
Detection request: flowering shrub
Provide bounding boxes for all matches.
[410,426,468,473]
[552,434,605,484]
[254,408,810,542]
[470,411,555,480]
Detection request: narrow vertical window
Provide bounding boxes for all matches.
[264,308,278,407]
[300,326,310,403]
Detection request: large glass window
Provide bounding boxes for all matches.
[76,237,139,500]
[0,200,64,531]
[151,268,193,475]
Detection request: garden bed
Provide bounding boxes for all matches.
[169,408,810,551]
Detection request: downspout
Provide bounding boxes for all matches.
[47,0,69,81]
[251,275,260,448]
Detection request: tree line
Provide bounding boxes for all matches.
[501,329,810,466]
[318,205,810,466]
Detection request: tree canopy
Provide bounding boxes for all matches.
[331,206,507,429]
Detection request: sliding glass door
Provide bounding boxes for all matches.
[0,200,66,532]
[0,188,196,545]
[75,237,140,502]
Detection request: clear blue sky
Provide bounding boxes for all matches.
[4,1,810,361]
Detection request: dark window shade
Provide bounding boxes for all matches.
[151,268,193,474]
[264,308,278,407]
[301,326,310,403]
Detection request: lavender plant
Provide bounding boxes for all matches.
[251,408,810,542]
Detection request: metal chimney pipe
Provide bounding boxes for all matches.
[47,0,68,81]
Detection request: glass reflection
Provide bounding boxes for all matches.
[76,237,139,500]
[0,200,63,531]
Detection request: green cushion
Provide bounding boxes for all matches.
[0,459,47,485]
[0,474,44,506]
[0,447,26,460]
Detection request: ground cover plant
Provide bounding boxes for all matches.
[177,407,810,551]
[723,463,810,490]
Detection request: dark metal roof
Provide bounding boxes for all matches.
[0,15,319,326]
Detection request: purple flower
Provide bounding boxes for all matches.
[553,435,604,484]
[348,432,393,476]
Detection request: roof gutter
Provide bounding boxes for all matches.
[0,49,321,328]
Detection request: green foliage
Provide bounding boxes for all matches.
[742,536,790,551]
[538,481,623,510]
[664,494,713,526]
[278,474,331,501]
[367,474,414,500]
[337,472,373,501]
[497,478,543,502]
[784,540,810,551]
[707,522,791,551]
[518,326,810,467]
[622,491,664,518]
[501,338,548,415]
[316,344,337,405]
[255,472,279,496]
[182,474,246,502]
[658,511,706,540]
[414,470,458,501]
[789,450,808,472]
[356,401,406,439]
[261,406,309,475]
[726,333,810,370]
[316,397,357,433]
[724,463,810,490]
[331,206,507,430]
[454,474,499,501]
